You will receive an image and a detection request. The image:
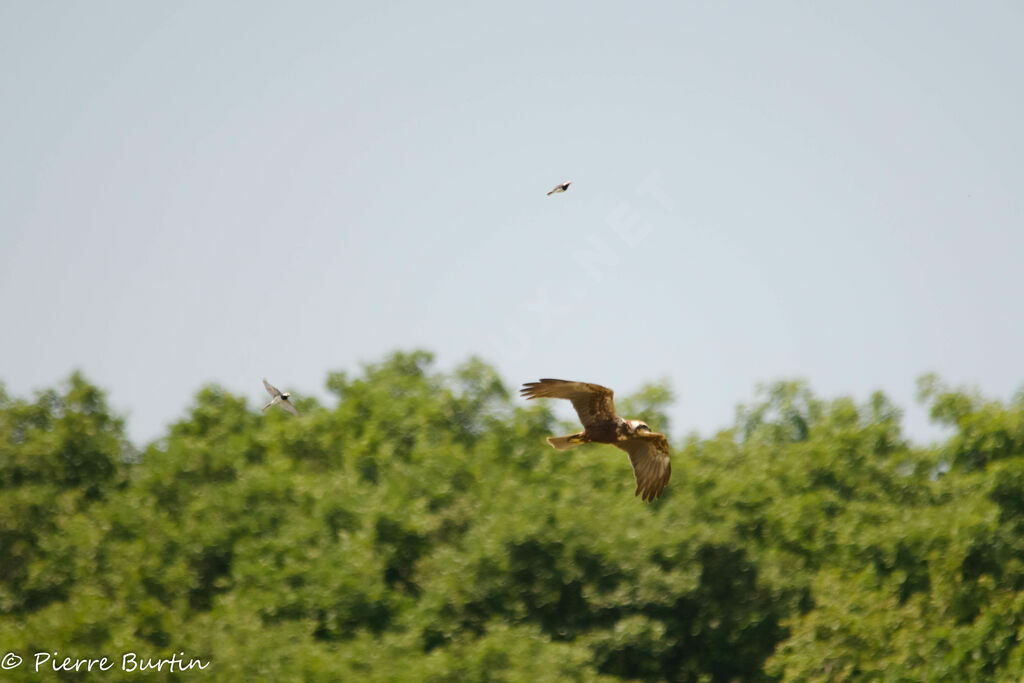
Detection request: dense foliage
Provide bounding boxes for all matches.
[2,353,1024,680]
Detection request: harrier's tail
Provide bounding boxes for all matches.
[547,433,585,450]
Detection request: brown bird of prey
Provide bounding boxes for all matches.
[546,181,571,196]
[521,378,671,501]
[262,378,298,416]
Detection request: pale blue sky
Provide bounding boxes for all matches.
[2,1,1022,445]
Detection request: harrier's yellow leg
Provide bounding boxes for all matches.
[546,433,585,450]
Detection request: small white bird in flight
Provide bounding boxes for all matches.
[263,378,298,415]
[547,181,571,196]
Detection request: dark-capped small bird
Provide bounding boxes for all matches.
[546,181,571,196]
[262,378,298,416]
[521,378,671,501]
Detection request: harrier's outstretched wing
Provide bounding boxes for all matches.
[615,432,671,502]
[263,379,282,399]
[278,399,299,416]
[520,379,617,428]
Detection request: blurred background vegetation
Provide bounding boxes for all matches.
[3,351,1024,681]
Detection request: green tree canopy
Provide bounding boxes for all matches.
[3,356,1024,680]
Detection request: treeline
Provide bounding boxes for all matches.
[2,351,1024,681]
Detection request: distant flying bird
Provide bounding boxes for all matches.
[546,181,571,196]
[262,378,298,416]
[520,378,671,501]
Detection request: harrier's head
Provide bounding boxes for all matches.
[627,419,652,434]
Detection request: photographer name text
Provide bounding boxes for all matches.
[1,651,209,673]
